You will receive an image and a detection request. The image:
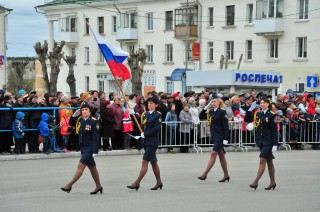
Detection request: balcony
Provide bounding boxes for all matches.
[254,18,284,37]
[174,25,198,40]
[116,28,138,42]
[59,31,78,45]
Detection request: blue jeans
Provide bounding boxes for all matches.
[167,126,176,146]
[43,136,52,152]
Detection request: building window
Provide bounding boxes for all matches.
[299,0,309,19]
[143,70,156,86]
[165,44,173,62]
[98,17,104,34]
[208,42,214,62]
[165,11,173,30]
[226,5,235,26]
[165,77,173,93]
[269,38,278,59]
[175,7,198,26]
[112,16,117,32]
[146,45,153,63]
[185,43,192,62]
[146,13,153,31]
[70,47,76,57]
[208,7,214,27]
[98,48,104,63]
[98,80,104,92]
[225,41,234,60]
[128,45,135,54]
[247,4,253,23]
[256,0,284,19]
[296,82,305,92]
[85,18,89,34]
[85,76,90,91]
[85,47,90,63]
[246,40,252,60]
[297,37,307,58]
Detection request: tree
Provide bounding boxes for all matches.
[34,41,49,92]
[11,60,29,91]
[34,40,65,95]
[127,48,148,96]
[63,55,77,96]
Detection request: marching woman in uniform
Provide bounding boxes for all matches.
[127,96,163,191]
[245,98,278,190]
[197,95,230,182]
[61,102,103,194]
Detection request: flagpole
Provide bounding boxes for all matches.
[113,76,143,134]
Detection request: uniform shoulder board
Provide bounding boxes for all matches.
[220,108,225,110]
[157,111,162,115]
[270,111,275,114]
[92,117,97,120]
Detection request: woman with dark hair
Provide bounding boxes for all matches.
[61,103,102,194]
[197,96,230,182]
[100,100,115,151]
[245,98,278,190]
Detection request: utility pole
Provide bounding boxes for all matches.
[184,0,189,94]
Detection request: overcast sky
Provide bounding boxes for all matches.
[0,0,49,57]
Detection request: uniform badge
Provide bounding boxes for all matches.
[96,123,100,129]
[265,117,269,122]
[85,124,91,130]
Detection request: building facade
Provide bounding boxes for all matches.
[37,0,320,96]
[0,5,12,90]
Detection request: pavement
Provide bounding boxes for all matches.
[0,148,319,212]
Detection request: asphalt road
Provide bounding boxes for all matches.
[0,150,319,212]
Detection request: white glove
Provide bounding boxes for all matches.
[204,101,212,110]
[272,146,277,153]
[223,140,228,145]
[141,132,145,138]
[248,101,257,112]
[129,109,135,115]
[72,109,81,117]
[92,153,98,157]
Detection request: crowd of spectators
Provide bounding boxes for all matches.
[0,88,320,155]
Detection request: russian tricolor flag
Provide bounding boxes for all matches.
[90,26,131,81]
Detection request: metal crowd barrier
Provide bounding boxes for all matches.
[0,107,77,153]
[158,119,320,153]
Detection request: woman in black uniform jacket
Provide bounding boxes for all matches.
[127,96,163,191]
[61,103,103,194]
[197,96,230,182]
[245,99,278,190]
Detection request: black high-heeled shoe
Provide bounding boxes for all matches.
[61,187,72,193]
[249,184,258,190]
[127,185,140,191]
[90,187,103,194]
[197,176,207,181]
[219,176,230,182]
[151,183,163,190]
[265,184,276,190]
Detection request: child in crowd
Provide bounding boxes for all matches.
[123,107,134,151]
[12,111,26,154]
[165,103,178,153]
[48,115,59,152]
[60,109,71,153]
[38,113,52,154]
[232,110,243,144]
